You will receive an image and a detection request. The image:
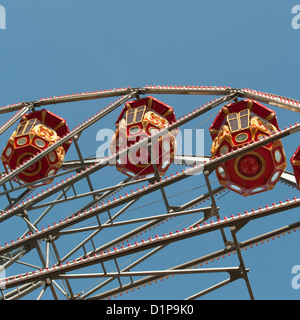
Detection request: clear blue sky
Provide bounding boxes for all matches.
[1,0,300,300]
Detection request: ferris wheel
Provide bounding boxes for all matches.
[0,85,299,300]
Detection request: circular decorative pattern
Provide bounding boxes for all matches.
[235,132,248,143]
[161,160,169,169]
[270,171,280,183]
[47,169,56,177]
[217,166,226,178]
[35,139,46,148]
[274,150,282,163]
[129,126,140,135]
[49,152,56,163]
[219,145,229,155]
[149,127,159,135]
[238,154,262,178]
[251,186,264,193]
[16,137,27,146]
[257,134,267,140]
[5,146,12,157]
[229,184,242,192]
[234,151,266,181]
[17,153,41,175]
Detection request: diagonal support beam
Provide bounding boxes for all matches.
[230,226,255,300]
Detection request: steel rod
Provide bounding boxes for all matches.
[57,267,241,279]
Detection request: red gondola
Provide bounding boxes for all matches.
[110,96,177,179]
[1,109,72,187]
[209,99,286,196]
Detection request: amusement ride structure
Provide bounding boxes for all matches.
[0,85,300,300]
